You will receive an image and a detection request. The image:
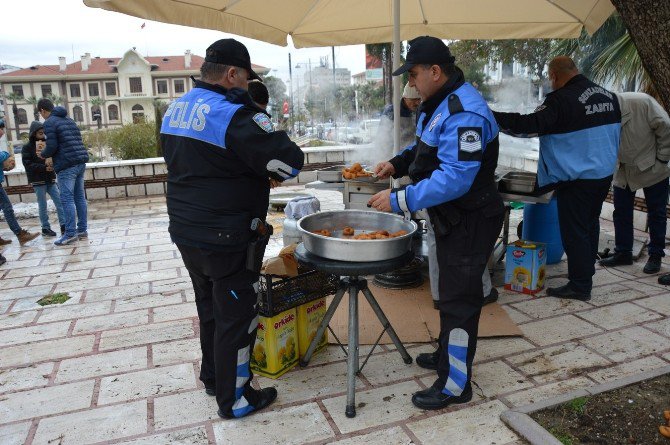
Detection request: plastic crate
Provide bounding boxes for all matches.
[258,269,339,317]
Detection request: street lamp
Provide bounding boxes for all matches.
[294,59,313,128]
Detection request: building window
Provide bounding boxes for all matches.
[11,85,24,98]
[108,104,119,121]
[131,104,145,123]
[156,80,168,95]
[91,106,101,121]
[41,84,52,98]
[70,84,81,98]
[174,79,185,94]
[17,109,28,125]
[88,83,99,97]
[129,77,143,93]
[105,82,117,96]
[72,105,84,122]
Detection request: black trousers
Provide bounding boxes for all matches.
[555,177,612,294]
[434,201,504,395]
[177,243,260,418]
[613,179,669,257]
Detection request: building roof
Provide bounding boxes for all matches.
[0,54,269,78]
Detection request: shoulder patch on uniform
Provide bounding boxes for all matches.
[428,113,442,132]
[534,104,547,112]
[457,127,483,162]
[252,113,273,133]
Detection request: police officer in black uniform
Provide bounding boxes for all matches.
[493,57,621,301]
[161,39,304,419]
[369,36,504,410]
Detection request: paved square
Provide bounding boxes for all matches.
[1,190,669,444]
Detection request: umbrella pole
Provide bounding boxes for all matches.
[392,0,402,190]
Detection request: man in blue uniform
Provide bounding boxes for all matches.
[161,39,304,419]
[493,57,621,301]
[369,36,504,410]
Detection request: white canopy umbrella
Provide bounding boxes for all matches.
[84,0,615,154]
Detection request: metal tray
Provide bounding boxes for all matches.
[500,171,536,193]
[316,165,345,183]
[298,210,417,262]
[343,174,383,183]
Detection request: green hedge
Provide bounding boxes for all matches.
[108,121,158,160]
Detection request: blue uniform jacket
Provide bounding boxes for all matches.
[390,82,499,213]
[493,74,621,187]
[161,80,304,250]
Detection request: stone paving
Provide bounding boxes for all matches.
[0,188,669,445]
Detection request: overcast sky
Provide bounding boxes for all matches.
[0,0,367,85]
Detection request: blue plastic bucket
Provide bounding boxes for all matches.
[522,197,564,264]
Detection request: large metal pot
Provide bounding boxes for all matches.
[298,210,417,262]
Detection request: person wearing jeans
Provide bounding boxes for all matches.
[599,93,670,276]
[38,98,89,245]
[22,121,65,237]
[55,163,87,240]
[0,121,40,254]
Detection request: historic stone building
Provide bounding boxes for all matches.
[0,49,269,141]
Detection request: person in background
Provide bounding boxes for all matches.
[161,38,304,419]
[0,119,40,252]
[22,121,66,237]
[598,93,670,275]
[247,80,269,110]
[376,82,422,153]
[247,80,281,189]
[38,98,89,246]
[369,36,504,411]
[492,57,621,301]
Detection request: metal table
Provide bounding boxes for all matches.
[294,243,414,418]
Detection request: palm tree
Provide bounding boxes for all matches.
[26,96,40,120]
[552,14,654,97]
[46,93,63,106]
[6,92,22,141]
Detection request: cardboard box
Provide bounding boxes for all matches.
[297,297,328,359]
[504,240,547,295]
[250,308,298,379]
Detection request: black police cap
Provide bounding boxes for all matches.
[393,36,456,76]
[205,38,261,81]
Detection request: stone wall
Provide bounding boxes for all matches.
[2,146,356,204]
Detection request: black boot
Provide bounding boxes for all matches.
[0,254,6,266]
[217,387,277,419]
[643,255,662,274]
[412,382,473,410]
[483,287,499,306]
[658,274,670,286]
[42,228,57,237]
[546,283,591,301]
[416,350,439,370]
[599,251,632,267]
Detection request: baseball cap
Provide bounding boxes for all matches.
[205,38,261,81]
[393,36,456,76]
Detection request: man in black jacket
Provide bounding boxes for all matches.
[22,121,65,237]
[492,57,621,301]
[161,38,304,419]
[38,98,90,246]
